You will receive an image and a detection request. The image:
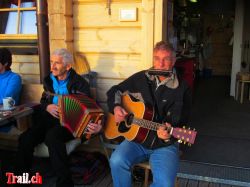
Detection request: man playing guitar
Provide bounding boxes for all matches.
[106,41,192,187]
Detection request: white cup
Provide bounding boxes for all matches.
[3,97,15,110]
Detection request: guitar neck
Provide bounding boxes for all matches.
[132,117,173,134]
[132,117,197,145]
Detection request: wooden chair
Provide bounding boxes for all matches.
[235,72,250,103]
[99,135,179,187]
[134,161,151,187]
[99,137,147,187]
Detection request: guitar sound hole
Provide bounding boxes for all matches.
[118,121,130,133]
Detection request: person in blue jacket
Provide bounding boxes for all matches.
[0,48,22,105]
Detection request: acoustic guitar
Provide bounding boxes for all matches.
[104,94,197,145]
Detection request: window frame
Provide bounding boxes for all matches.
[0,0,37,54]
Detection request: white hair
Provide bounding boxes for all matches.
[52,48,74,66]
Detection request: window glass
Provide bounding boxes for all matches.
[10,3,18,8]
[20,11,37,34]
[0,2,37,34]
[0,1,37,54]
[21,2,35,8]
[5,12,18,34]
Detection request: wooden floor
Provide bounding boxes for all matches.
[76,177,236,187]
[35,171,236,187]
[177,179,235,187]
[73,176,236,187]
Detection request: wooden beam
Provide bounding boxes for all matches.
[154,0,163,44]
[141,0,154,69]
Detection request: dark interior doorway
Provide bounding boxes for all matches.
[181,76,250,168]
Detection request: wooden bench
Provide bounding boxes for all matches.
[16,83,82,157]
[27,72,98,157]
[18,83,44,131]
[20,83,44,105]
[0,71,98,151]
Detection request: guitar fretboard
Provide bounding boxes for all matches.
[132,117,173,134]
[131,117,196,144]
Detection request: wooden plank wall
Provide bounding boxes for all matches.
[73,0,157,109]
[11,55,40,84]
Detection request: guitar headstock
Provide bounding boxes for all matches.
[171,126,197,145]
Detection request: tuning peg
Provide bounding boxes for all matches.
[183,141,186,145]
[188,127,191,130]
[188,143,192,146]
[193,128,196,131]
[183,126,186,129]
[178,139,182,143]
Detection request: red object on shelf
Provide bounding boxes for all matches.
[175,58,195,91]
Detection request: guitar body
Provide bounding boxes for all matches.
[104,94,154,143]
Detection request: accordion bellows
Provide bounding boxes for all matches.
[59,94,103,138]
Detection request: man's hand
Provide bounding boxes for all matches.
[157,122,171,141]
[86,120,102,135]
[114,105,128,123]
[46,104,59,118]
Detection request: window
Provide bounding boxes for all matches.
[0,0,37,54]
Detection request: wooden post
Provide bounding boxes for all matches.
[47,0,74,53]
[36,0,50,83]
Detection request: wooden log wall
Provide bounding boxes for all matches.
[47,0,74,53]
[72,0,163,109]
[12,55,40,83]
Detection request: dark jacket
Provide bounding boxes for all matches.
[40,69,90,110]
[106,70,192,149]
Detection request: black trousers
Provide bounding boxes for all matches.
[15,111,74,187]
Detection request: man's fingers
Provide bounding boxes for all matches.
[121,109,128,115]
[86,122,102,134]
[165,122,171,127]
[52,110,59,118]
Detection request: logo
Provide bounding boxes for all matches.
[6,172,42,184]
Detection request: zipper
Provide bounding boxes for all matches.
[150,83,158,149]
[150,136,156,148]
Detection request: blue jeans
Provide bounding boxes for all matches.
[110,140,179,187]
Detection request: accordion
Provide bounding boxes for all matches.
[59,94,104,138]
